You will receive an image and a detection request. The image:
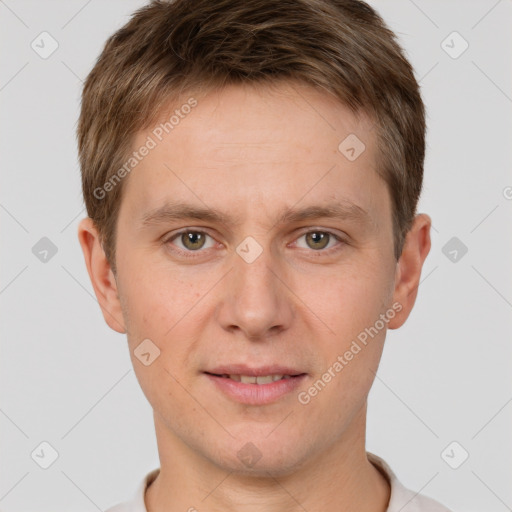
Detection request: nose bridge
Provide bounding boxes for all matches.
[236,243,277,297]
[216,238,293,339]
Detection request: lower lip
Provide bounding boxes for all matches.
[205,373,307,405]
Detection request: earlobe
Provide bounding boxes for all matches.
[387,213,432,330]
[77,217,126,334]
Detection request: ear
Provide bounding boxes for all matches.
[77,217,126,334]
[388,213,431,329]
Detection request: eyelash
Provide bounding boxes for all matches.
[162,228,346,258]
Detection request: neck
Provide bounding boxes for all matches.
[145,404,390,512]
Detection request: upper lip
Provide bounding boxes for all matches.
[205,364,305,376]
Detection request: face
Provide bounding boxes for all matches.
[79,81,430,477]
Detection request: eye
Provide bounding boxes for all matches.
[295,230,342,251]
[163,228,344,256]
[166,230,216,251]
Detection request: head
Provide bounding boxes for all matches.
[78,0,430,476]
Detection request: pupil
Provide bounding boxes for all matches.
[307,232,329,250]
[183,232,205,250]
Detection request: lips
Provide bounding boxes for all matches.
[205,364,304,378]
[207,372,292,384]
[223,374,292,384]
[204,364,307,404]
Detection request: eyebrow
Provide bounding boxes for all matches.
[139,200,373,230]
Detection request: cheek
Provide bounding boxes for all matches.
[120,258,200,337]
[293,261,391,405]
[120,269,202,405]
[302,262,391,336]
[119,262,214,386]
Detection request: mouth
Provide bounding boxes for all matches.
[205,373,302,384]
[203,366,307,405]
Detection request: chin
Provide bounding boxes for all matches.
[209,433,311,478]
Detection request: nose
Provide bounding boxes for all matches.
[215,242,294,341]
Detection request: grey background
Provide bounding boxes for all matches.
[1,0,511,511]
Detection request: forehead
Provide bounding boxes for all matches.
[120,81,388,228]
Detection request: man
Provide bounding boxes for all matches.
[77,0,451,510]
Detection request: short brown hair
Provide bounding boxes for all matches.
[77,0,425,274]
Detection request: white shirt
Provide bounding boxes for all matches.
[106,452,452,512]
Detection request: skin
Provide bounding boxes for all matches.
[78,81,431,512]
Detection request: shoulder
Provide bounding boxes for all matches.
[105,468,160,512]
[367,452,453,512]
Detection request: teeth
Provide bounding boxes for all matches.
[255,375,273,384]
[228,374,288,384]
